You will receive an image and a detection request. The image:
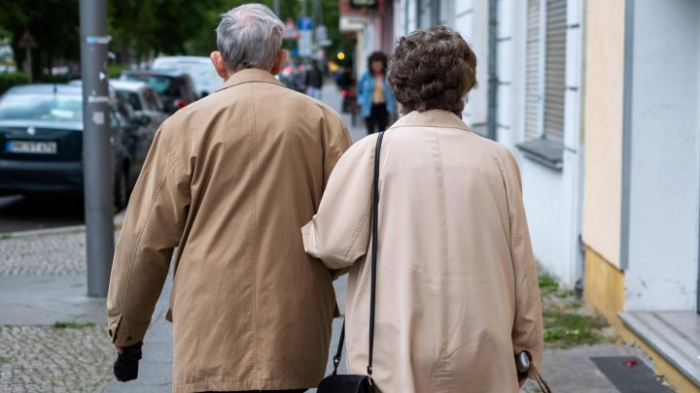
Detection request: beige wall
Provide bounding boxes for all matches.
[581,0,625,268]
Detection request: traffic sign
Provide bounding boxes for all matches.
[298,17,313,31]
[283,18,300,40]
[315,25,328,41]
[17,30,37,49]
[299,31,313,57]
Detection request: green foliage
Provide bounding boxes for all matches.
[538,274,559,294]
[0,356,11,364]
[52,321,96,329]
[108,63,130,79]
[555,289,574,298]
[39,74,69,84]
[0,0,347,75]
[0,72,28,95]
[543,308,608,348]
[0,0,80,79]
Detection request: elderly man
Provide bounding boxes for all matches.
[106,4,352,393]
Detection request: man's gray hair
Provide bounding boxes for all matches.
[216,4,285,72]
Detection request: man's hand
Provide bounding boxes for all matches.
[113,342,143,382]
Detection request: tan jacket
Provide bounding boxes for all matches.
[107,69,352,393]
[303,110,544,393]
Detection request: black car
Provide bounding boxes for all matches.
[119,69,198,114]
[0,84,155,208]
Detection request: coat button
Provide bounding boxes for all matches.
[127,336,132,341]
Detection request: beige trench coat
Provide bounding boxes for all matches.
[303,110,544,393]
[107,69,352,393]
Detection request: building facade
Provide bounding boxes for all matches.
[583,1,700,391]
[360,0,586,288]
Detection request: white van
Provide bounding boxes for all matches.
[151,56,223,98]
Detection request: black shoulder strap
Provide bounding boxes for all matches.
[367,131,384,377]
[331,131,385,377]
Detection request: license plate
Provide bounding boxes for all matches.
[6,140,58,154]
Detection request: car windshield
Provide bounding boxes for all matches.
[117,91,142,111]
[123,74,175,96]
[153,62,222,94]
[0,92,83,122]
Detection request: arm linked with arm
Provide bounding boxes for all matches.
[107,129,190,347]
[302,136,377,270]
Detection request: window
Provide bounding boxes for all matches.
[518,0,567,170]
[524,0,567,142]
[118,91,142,112]
[543,0,567,142]
[146,89,164,112]
[0,93,83,122]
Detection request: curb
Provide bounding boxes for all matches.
[0,211,125,239]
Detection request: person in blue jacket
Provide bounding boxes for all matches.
[357,51,396,134]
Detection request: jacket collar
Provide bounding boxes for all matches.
[216,68,285,92]
[390,109,471,132]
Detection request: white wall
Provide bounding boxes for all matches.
[406,0,418,33]
[514,0,584,287]
[624,0,700,311]
[454,0,489,127]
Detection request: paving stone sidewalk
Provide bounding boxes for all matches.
[0,231,115,393]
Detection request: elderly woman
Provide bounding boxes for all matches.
[302,26,543,392]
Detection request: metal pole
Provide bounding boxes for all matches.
[80,0,114,297]
[274,0,281,17]
[486,0,498,141]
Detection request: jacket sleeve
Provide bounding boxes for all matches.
[323,116,353,187]
[302,135,376,270]
[357,74,366,100]
[107,127,190,347]
[504,149,544,373]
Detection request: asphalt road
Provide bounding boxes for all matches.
[0,194,86,233]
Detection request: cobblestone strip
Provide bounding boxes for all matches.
[0,325,113,393]
[0,232,119,277]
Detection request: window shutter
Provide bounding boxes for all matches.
[525,0,542,140]
[544,0,567,141]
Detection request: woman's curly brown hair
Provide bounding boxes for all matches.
[387,26,478,113]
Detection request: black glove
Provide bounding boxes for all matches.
[113,342,143,382]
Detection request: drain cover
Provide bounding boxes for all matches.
[591,357,674,393]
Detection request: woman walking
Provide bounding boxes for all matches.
[303,26,543,392]
[357,52,396,134]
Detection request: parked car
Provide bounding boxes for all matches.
[111,80,168,134]
[0,84,155,208]
[278,61,306,92]
[151,56,223,98]
[119,70,197,114]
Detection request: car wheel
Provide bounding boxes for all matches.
[114,169,129,211]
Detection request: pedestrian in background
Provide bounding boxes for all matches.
[107,4,352,393]
[303,26,543,392]
[357,51,396,135]
[305,59,324,100]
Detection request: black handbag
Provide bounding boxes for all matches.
[317,131,385,393]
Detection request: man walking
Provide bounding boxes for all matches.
[106,4,352,393]
[304,60,324,100]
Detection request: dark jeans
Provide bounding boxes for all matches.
[201,390,307,393]
[365,103,389,135]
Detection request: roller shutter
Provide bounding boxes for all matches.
[543,0,567,141]
[525,0,542,140]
